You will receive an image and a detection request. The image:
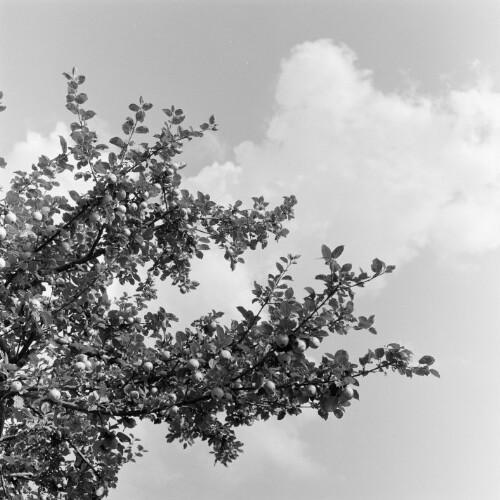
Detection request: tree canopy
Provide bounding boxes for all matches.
[0,69,438,499]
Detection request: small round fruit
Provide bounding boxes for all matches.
[4,212,16,224]
[129,390,140,400]
[116,205,127,214]
[0,227,6,240]
[76,353,87,362]
[41,206,51,215]
[186,358,200,371]
[143,361,154,372]
[84,360,93,371]
[294,339,307,352]
[0,258,6,269]
[48,388,61,402]
[106,173,117,183]
[88,212,100,223]
[128,202,138,212]
[341,385,355,401]
[61,241,71,252]
[75,361,86,371]
[193,371,204,382]
[161,350,171,361]
[275,333,289,348]
[32,211,43,221]
[168,405,179,416]
[101,194,113,206]
[219,350,232,361]
[309,337,321,349]
[116,190,127,201]
[306,385,317,397]
[211,387,224,400]
[264,380,276,394]
[139,201,148,210]
[10,381,22,393]
[150,387,159,396]
[204,321,217,336]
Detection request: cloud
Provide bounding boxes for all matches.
[184,39,500,275]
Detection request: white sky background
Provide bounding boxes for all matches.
[1,1,500,499]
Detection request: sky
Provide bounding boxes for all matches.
[1,1,500,499]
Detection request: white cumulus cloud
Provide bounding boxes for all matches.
[185,39,500,274]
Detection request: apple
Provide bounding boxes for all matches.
[219,350,232,361]
[143,361,154,372]
[193,371,204,382]
[0,227,6,240]
[32,211,43,221]
[309,337,321,349]
[129,390,140,400]
[116,205,127,214]
[122,228,131,237]
[204,321,217,336]
[275,333,289,348]
[41,206,51,215]
[101,193,113,206]
[84,360,93,371]
[211,387,224,400]
[48,388,61,402]
[128,202,138,212]
[116,189,127,201]
[123,384,134,394]
[161,350,171,361]
[205,413,217,424]
[4,212,16,224]
[168,405,179,417]
[143,191,150,199]
[76,353,87,362]
[88,212,100,223]
[150,387,158,396]
[294,339,307,352]
[0,258,6,269]
[306,385,317,397]
[264,380,276,394]
[139,201,148,210]
[10,381,22,392]
[340,385,355,401]
[106,173,117,183]
[95,486,105,497]
[186,358,200,371]
[61,241,71,252]
[75,361,86,371]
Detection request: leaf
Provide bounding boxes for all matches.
[109,137,125,148]
[82,110,96,120]
[332,245,344,258]
[59,136,67,154]
[334,349,349,366]
[374,347,385,359]
[129,103,140,111]
[75,93,88,104]
[69,190,80,203]
[135,126,149,134]
[371,258,385,274]
[321,245,332,260]
[430,369,440,378]
[0,157,6,168]
[419,355,435,366]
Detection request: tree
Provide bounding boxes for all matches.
[0,69,438,499]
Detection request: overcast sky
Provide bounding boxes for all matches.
[1,1,500,499]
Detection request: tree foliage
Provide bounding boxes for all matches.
[0,70,438,499]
